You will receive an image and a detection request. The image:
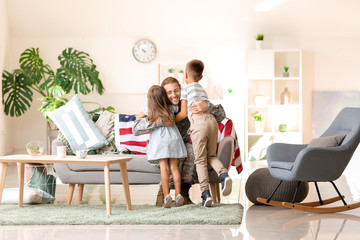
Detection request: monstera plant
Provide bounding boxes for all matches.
[2,47,105,118]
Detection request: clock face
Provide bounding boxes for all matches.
[132,39,156,63]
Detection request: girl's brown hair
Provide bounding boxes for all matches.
[147,85,172,124]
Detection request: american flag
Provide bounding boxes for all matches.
[114,114,149,155]
[115,114,243,174]
[218,118,243,174]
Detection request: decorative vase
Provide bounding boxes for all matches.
[278,123,288,132]
[254,121,265,133]
[280,88,291,105]
[283,72,289,77]
[256,40,263,50]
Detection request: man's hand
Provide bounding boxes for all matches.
[163,117,174,126]
[190,99,208,113]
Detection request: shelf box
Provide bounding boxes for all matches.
[247,50,274,79]
[248,80,272,105]
[248,108,272,133]
[274,79,300,105]
[273,107,299,132]
[274,51,300,78]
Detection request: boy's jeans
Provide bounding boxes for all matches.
[189,114,227,192]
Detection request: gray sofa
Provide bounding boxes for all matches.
[52,136,235,204]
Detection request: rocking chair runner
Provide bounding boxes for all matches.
[257,107,360,213]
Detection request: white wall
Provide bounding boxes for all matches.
[0,0,9,155]
[4,0,360,155]
[4,0,249,153]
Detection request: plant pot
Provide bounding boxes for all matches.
[254,121,265,133]
[283,72,289,77]
[256,40,263,50]
[278,124,288,132]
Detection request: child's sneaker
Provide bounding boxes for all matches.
[163,194,172,208]
[201,190,213,207]
[175,194,184,207]
[220,172,232,196]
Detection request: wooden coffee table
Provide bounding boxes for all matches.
[0,154,133,215]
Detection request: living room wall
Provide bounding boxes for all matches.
[0,0,9,155]
[3,0,360,156]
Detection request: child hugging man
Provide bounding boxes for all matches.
[175,59,232,207]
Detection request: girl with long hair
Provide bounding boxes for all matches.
[136,85,187,208]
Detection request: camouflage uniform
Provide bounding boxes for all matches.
[132,103,225,188]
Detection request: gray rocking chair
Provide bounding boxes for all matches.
[257,107,360,213]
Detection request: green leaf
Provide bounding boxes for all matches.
[57,48,104,95]
[19,48,46,84]
[38,96,68,120]
[2,70,33,117]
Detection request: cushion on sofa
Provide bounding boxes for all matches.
[46,94,108,152]
[307,135,346,148]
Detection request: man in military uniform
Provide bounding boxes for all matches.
[133,77,225,206]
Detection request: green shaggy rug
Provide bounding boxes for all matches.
[0,203,243,225]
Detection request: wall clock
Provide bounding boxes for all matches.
[132,39,157,63]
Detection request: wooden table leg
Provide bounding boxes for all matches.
[78,184,84,203]
[119,162,132,210]
[0,162,8,205]
[67,184,75,205]
[18,162,25,207]
[104,164,111,215]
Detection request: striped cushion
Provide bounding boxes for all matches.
[114,114,149,154]
[46,94,108,152]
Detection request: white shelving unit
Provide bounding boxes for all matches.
[245,49,303,161]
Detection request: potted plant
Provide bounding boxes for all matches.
[168,68,175,77]
[2,47,105,119]
[251,111,266,132]
[283,66,289,77]
[255,33,264,50]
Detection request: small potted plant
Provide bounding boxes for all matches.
[255,34,264,50]
[283,66,289,77]
[168,68,175,77]
[251,111,266,132]
[278,123,288,132]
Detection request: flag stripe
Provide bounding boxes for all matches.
[218,117,243,174]
[115,114,149,154]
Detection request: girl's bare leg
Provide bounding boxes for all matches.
[158,159,170,196]
[169,158,181,196]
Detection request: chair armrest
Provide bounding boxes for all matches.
[267,143,307,164]
[217,136,235,170]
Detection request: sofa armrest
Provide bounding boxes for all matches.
[217,136,235,170]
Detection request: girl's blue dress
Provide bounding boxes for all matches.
[144,106,187,164]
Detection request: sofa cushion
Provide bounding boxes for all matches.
[67,154,160,174]
[307,135,346,148]
[46,94,108,152]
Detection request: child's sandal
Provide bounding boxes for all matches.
[164,194,172,208]
[175,194,184,207]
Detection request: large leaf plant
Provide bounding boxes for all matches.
[2,47,105,119]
